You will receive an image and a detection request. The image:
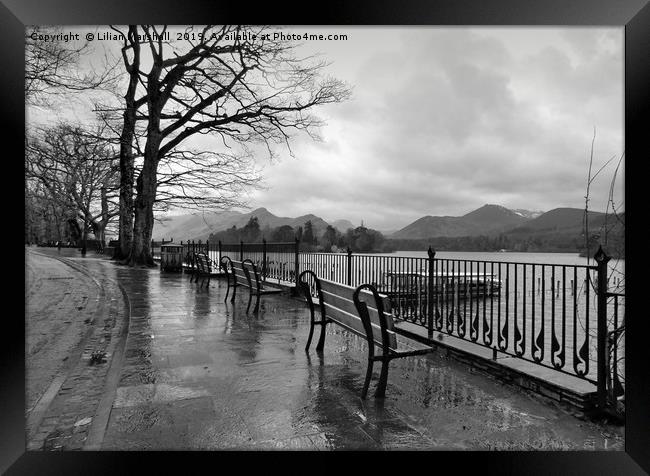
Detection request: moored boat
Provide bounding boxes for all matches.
[378,269,502,301]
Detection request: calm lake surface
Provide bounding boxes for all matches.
[388,250,624,268]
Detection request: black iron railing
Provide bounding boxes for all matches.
[605,291,625,409]
[154,239,300,284]
[155,238,624,408]
[297,246,624,409]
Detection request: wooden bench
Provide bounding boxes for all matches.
[298,270,435,399]
[190,252,213,288]
[220,256,282,313]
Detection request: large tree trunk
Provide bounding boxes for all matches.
[130,153,159,266]
[117,153,134,260]
[90,220,106,251]
[115,25,140,262]
[129,56,162,267]
[116,100,136,260]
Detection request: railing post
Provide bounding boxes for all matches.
[427,246,435,338]
[206,239,209,258]
[262,238,267,281]
[293,238,300,295]
[594,246,611,409]
[346,247,353,286]
[240,240,244,261]
[218,240,222,265]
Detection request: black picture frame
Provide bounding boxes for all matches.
[5,1,648,474]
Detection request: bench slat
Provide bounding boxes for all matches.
[318,279,394,328]
[323,304,397,349]
[194,253,212,274]
[319,278,392,312]
[320,287,393,333]
[229,259,282,295]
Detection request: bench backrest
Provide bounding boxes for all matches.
[242,259,265,291]
[221,256,252,288]
[195,252,212,274]
[299,271,397,350]
[185,251,195,268]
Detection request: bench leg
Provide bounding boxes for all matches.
[230,284,236,303]
[315,320,327,352]
[305,314,316,351]
[361,359,374,399]
[374,360,390,398]
[224,281,230,302]
[253,294,260,314]
[246,291,253,313]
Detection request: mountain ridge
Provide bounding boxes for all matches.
[391,204,534,239]
[153,204,613,243]
[154,208,358,240]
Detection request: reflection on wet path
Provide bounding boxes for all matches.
[90,262,622,450]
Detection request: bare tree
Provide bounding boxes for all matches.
[105,25,351,265]
[154,148,262,210]
[582,129,625,412]
[25,26,115,107]
[25,123,120,249]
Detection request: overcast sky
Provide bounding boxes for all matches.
[28,26,624,232]
[242,27,624,231]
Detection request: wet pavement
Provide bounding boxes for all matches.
[26,247,624,451]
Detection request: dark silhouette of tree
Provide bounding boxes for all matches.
[25,26,115,107]
[271,225,296,242]
[303,220,315,246]
[320,225,340,251]
[25,123,120,249]
[240,216,261,242]
[106,25,350,265]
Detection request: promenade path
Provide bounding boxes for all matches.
[25,247,624,450]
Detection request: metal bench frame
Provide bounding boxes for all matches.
[190,252,212,288]
[298,270,435,399]
[220,255,282,313]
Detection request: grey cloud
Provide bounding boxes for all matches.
[249,28,622,230]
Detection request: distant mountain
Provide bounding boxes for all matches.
[504,207,623,257]
[154,208,338,241]
[462,204,530,229]
[508,207,606,234]
[387,204,622,255]
[511,208,544,220]
[391,204,530,240]
[391,215,478,239]
[153,210,243,241]
[331,219,355,233]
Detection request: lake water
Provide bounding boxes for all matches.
[389,250,623,267]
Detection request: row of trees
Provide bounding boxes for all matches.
[25,124,120,248]
[208,217,392,253]
[386,225,624,256]
[26,25,350,265]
